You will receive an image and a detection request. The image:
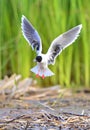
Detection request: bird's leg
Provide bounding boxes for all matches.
[36,68,40,78]
[36,73,40,78]
[42,74,45,79]
[42,69,45,79]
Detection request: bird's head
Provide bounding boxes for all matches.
[35,56,42,62]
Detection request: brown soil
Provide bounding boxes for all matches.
[0,74,90,130]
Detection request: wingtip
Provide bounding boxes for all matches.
[21,15,31,26]
[21,15,24,29]
[75,24,82,33]
[78,24,82,29]
[21,15,27,29]
[21,15,26,22]
[22,15,25,18]
[21,15,27,40]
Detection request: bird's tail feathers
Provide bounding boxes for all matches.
[31,65,54,78]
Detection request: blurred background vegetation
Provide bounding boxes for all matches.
[0,0,90,87]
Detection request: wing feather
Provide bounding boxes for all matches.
[47,24,82,65]
[21,15,42,54]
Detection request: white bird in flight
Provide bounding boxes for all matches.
[21,15,82,79]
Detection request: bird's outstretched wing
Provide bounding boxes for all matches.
[46,24,82,65]
[21,15,42,54]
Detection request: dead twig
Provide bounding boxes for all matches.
[0,74,21,91]
[61,112,90,117]
[24,120,30,130]
[0,114,25,124]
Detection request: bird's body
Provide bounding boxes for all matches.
[21,15,82,79]
[31,54,54,78]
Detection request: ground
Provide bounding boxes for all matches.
[0,74,90,130]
